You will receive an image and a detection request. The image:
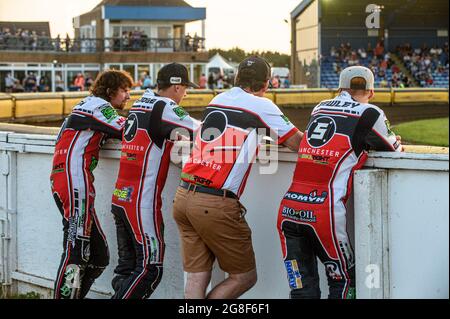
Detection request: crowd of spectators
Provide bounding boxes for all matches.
[1,26,203,53]
[112,30,150,51]
[0,28,80,52]
[111,31,203,52]
[0,27,53,51]
[4,72,52,93]
[207,72,234,89]
[270,75,291,88]
[326,41,414,88]
[396,42,449,87]
[3,71,96,93]
[325,41,449,88]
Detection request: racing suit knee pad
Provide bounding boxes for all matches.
[57,264,84,299]
[112,265,163,299]
[112,274,130,293]
[327,277,356,299]
[79,265,106,299]
[141,265,164,298]
[290,287,321,299]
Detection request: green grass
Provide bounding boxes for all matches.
[0,286,41,299]
[394,118,449,147]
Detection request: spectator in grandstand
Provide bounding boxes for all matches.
[348,51,359,66]
[185,33,192,51]
[216,75,224,89]
[65,34,71,52]
[207,72,215,90]
[198,73,207,89]
[12,79,24,93]
[85,73,94,91]
[193,33,200,52]
[23,72,37,92]
[358,48,367,59]
[330,46,338,58]
[142,73,153,89]
[55,72,64,92]
[39,31,51,50]
[271,75,280,88]
[374,41,384,59]
[392,64,400,74]
[4,72,17,93]
[73,73,85,91]
[38,73,51,92]
[55,34,61,51]
[283,76,291,88]
[333,62,342,74]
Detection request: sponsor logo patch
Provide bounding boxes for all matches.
[284,260,303,289]
[281,206,317,222]
[121,152,137,161]
[280,115,291,125]
[284,190,328,204]
[324,261,343,281]
[100,105,119,122]
[52,163,65,174]
[173,106,188,120]
[113,187,134,202]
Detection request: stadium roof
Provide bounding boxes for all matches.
[82,0,205,22]
[291,0,448,28]
[93,0,192,9]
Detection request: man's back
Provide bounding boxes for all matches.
[290,90,401,204]
[182,86,297,197]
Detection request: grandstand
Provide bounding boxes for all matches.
[0,0,207,93]
[320,43,449,89]
[290,0,449,88]
[320,50,395,89]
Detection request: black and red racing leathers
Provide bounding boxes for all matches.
[110,89,198,299]
[277,91,402,299]
[50,95,125,299]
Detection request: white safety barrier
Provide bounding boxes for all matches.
[0,131,448,299]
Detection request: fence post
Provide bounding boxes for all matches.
[354,169,390,299]
[0,148,18,297]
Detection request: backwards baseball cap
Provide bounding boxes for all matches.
[237,56,271,83]
[157,63,199,88]
[339,66,375,90]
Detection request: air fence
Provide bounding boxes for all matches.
[0,131,448,299]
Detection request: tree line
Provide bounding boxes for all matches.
[208,47,290,67]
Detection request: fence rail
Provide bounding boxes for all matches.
[0,36,206,53]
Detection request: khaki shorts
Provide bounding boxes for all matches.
[173,186,256,274]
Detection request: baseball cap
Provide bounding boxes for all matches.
[339,66,375,90]
[157,63,199,88]
[237,56,271,82]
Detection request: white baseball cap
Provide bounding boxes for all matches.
[339,66,374,90]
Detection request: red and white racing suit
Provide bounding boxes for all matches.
[181,87,299,197]
[277,91,402,299]
[50,96,125,299]
[110,90,198,299]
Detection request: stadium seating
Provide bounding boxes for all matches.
[321,45,449,89]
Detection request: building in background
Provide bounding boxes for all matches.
[290,0,449,88]
[0,0,207,92]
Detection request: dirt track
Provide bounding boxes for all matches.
[5,103,449,131]
[190,103,450,131]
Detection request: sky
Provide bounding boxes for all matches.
[0,0,300,54]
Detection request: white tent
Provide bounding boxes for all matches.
[206,53,236,75]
